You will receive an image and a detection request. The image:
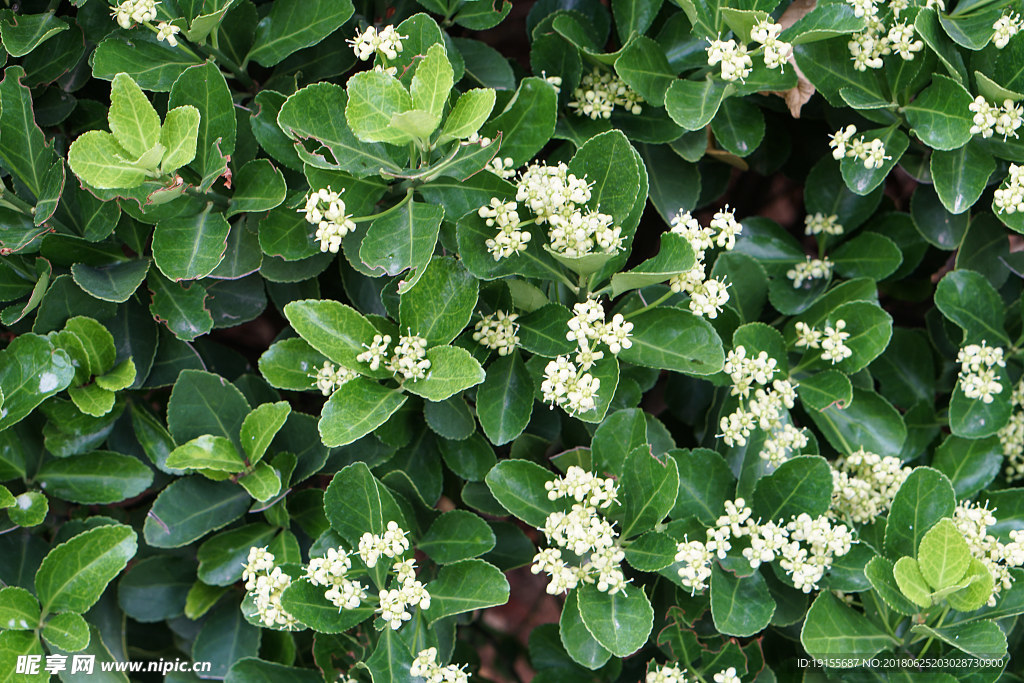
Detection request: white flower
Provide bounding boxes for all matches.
[675,537,714,594]
[845,0,878,18]
[848,32,885,71]
[957,341,1005,403]
[995,164,1024,214]
[357,521,410,568]
[794,321,822,349]
[993,13,1022,49]
[829,125,858,160]
[706,38,753,82]
[568,67,643,119]
[411,647,471,683]
[302,187,357,253]
[111,0,159,28]
[306,547,366,610]
[473,311,520,355]
[313,361,356,395]
[751,20,793,71]
[820,319,853,365]
[887,22,923,60]
[786,257,833,288]
[348,25,407,61]
[356,334,391,371]
[388,334,431,381]
[804,212,843,236]
[647,663,689,683]
[486,156,516,179]
[689,278,730,319]
[724,346,777,398]
[954,501,1024,605]
[156,21,180,47]
[714,667,741,683]
[242,547,299,629]
[829,449,910,524]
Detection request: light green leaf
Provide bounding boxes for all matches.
[240,401,291,466]
[238,462,282,501]
[166,435,247,472]
[108,73,161,159]
[319,378,408,448]
[158,105,200,174]
[576,583,653,657]
[35,524,137,613]
[411,43,453,132]
[864,556,920,615]
[918,518,970,590]
[893,556,933,608]
[345,70,415,145]
[8,491,47,527]
[68,383,116,418]
[404,346,485,402]
[945,557,995,612]
[257,338,328,392]
[437,88,496,144]
[67,131,150,190]
[0,587,39,631]
[95,359,137,391]
[283,299,380,376]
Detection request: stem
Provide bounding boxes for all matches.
[351,189,413,223]
[185,188,230,210]
[624,290,674,320]
[915,605,950,660]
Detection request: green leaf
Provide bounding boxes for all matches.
[228,160,286,217]
[63,315,116,378]
[793,38,887,109]
[345,69,415,145]
[484,459,559,528]
[618,308,725,375]
[476,352,535,446]
[576,583,653,657]
[439,432,495,481]
[0,11,67,57]
[258,338,328,392]
[517,304,575,358]
[903,74,973,151]
[8,491,47,527]
[800,591,891,659]
[437,88,496,144]
[0,631,46,683]
[615,35,674,106]
[949,378,1012,439]
[0,65,56,197]
[35,524,137,613]
[158,105,201,174]
[247,0,354,66]
[931,434,1002,498]
[710,564,776,637]
[807,386,906,457]
[67,130,150,190]
[610,233,696,296]
[423,558,509,623]
[930,140,996,215]
[479,77,558,165]
[278,579,374,634]
[911,183,969,249]
[195,600,260,677]
[324,462,406,549]
[404,346,485,402]
[779,3,865,43]
[71,259,150,304]
[277,83,401,177]
[147,273,213,342]
[143,476,251,548]
[238,462,282,501]
[197,524,277,586]
[559,588,612,670]
[831,232,903,281]
[319,378,408,448]
[753,456,833,521]
[166,435,247,472]
[283,299,380,375]
[41,612,89,652]
[360,201,444,293]
[108,73,161,159]
[665,76,730,131]
[616,446,679,538]
[152,206,230,281]
[0,586,38,631]
[910,621,1007,659]
[711,97,766,158]
[240,401,291,466]
[167,369,250,447]
[839,126,908,195]
[669,448,735,525]
[624,531,678,572]
[68,383,116,418]
[0,333,74,431]
[411,43,453,131]
[934,269,1008,344]
[36,451,152,505]
[95,359,137,392]
[797,370,853,412]
[169,62,235,188]
[363,621,418,683]
[865,556,920,615]
[893,556,933,608]
[420,510,496,564]
[945,557,994,612]
[399,256,479,346]
[117,555,193,623]
[915,8,968,84]
[884,467,956,560]
[918,518,970,590]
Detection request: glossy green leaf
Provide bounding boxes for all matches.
[41,612,89,652]
[257,338,328,392]
[0,333,74,431]
[800,591,891,659]
[910,620,1007,659]
[753,456,833,521]
[147,273,213,342]
[559,588,612,670]
[278,579,374,633]
[934,269,1008,344]
[918,518,970,590]
[166,435,246,472]
[323,462,406,549]
[0,66,56,197]
[665,76,730,131]
[197,524,277,586]
[227,160,286,217]
[404,346,485,402]
[479,77,558,166]
[71,260,150,304]
[931,140,996,215]
[247,0,354,66]
[169,62,235,188]
[437,88,496,144]
[610,233,696,296]
[931,434,1002,498]
[167,369,250,446]
[240,401,291,466]
[476,352,534,446]
[36,451,152,504]
[283,299,379,374]
[807,387,906,458]
[143,476,251,548]
[710,564,775,637]
[616,446,679,538]
[884,467,956,559]
[319,378,408,448]
[117,555,193,624]
[345,69,415,145]
[865,556,920,615]
[904,75,973,151]
[484,459,559,528]
[35,524,137,613]
[399,256,478,347]
[0,586,39,631]
[618,307,724,375]
[108,73,161,159]
[420,510,496,564]
[360,201,444,293]
[152,207,231,281]
[576,583,653,657]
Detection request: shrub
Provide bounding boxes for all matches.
[2,0,1024,680]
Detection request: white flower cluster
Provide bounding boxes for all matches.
[786,257,833,288]
[356,522,431,629]
[479,198,530,260]
[844,0,923,71]
[313,361,357,396]
[111,0,157,29]
[829,124,891,170]
[668,208,741,319]
[829,449,911,524]
[998,379,1024,481]
[751,20,794,71]
[306,547,367,610]
[674,499,854,594]
[646,663,691,683]
[953,501,1024,605]
[719,347,805,466]
[957,341,1005,404]
[969,96,1023,140]
[715,669,741,683]
[804,212,844,236]
[794,320,853,365]
[706,38,753,82]
[348,25,406,61]
[156,21,180,46]
[302,188,357,253]
[568,67,643,120]
[243,547,299,629]
[994,164,1024,215]
[486,156,517,180]
[411,648,471,683]
[473,311,520,356]
[542,299,632,415]
[356,333,432,381]
[531,466,628,595]
[993,12,1022,49]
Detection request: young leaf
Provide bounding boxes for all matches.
[437,89,496,145]
[892,557,933,608]
[240,401,291,466]
[108,73,162,159]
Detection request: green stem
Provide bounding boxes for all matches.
[185,187,230,210]
[624,290,674,320]
[351,189,413,223]
[915,605,950,660]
